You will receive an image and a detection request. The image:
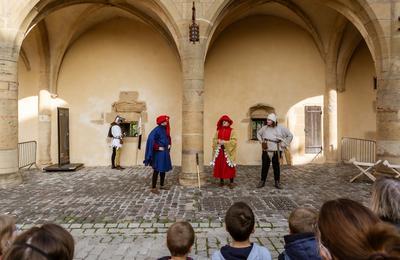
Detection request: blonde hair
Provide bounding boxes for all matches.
[0,215,16,256]
[371,177,400,222]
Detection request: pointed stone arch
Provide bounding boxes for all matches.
[14,0,182,60]
[205,0,325,61]
[207,0,388,78]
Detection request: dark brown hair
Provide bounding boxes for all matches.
[0,215,16,256]
[289,207,318,234]
[318,198,400,260]
[4,223,74,260]
[166,221,195,257]
[225,202,255,242]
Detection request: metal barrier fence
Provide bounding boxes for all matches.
[18,141,37,169]
[341,137,376,163]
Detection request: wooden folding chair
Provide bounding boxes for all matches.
[382,160,400,179]
[350,160,382,183]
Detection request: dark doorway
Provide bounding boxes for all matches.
[58,107,70,165]
[44,107,83,172]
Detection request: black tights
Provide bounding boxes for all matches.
[261,151,281,182]
[220,178,234,184]
[152,171,166,188]
[111,147,116,167]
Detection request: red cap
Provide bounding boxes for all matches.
[156,115,171,141]
[156,115,169,125]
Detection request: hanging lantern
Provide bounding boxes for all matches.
[189,1,200,43]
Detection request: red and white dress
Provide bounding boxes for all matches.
[210,115,237,179]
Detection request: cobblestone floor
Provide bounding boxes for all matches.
[0,164,373,259]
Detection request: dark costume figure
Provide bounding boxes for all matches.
[144,115,172,194]
[211,115,237,188]
[256,113,293,189]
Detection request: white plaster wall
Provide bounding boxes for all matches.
[338,42,376,142]
[18,31,39,145]
[54,17,182,166]
[204,16,326,165]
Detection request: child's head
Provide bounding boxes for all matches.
[225,202,255,242]
[288,207,318,234]
[0,215,16,256]
[166,221,195,257]
[4,223,74,260]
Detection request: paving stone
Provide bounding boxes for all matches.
[1,164,372,259]
[140,223,153,228]
[83,229,97,235]
[128,223,139,228]
[105,223,118,228]
[95,229,108,235]
[199,222,209,228]
[93,223,105,228]
[71,224,82,229]
[117,223,128,229]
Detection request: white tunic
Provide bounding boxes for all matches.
[111,125,123,148]
[257,125,293,151]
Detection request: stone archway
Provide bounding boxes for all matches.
[14,0,181,53]
[204,0,390,163]
[206,0,388,73]
[0,0,182,184]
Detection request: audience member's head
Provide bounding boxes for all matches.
[166,221,195,257]
[288,207,318,234]
[225,202,255,242]
[371,177,400,225]
[0,215,16,257]
[318,198,400,260]
[4,223,74,260]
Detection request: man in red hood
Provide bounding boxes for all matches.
[144,115,173,194]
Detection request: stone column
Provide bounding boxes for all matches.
[179,39,207,186]
[0,41,21,186]
[36,23,52,167]
[323,62,338,162]
[376,7,400,164]
[38,88,52,166]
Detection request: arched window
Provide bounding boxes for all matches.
[249,104,275,140]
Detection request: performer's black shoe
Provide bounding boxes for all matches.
[275,181,281,189]
[150,188,160,195]
[257,181,265,188]
[111,166,116,169]
[228,183,237,189]
[159,185,169,190]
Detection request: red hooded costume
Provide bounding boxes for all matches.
[211,115,237,179]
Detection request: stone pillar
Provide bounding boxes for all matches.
[179,39,207,186]
[323,63,338,162]
[376,8,400,163]
[0,42,21,185]
[38,88,52,166]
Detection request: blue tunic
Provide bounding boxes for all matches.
[143,125,172,173]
